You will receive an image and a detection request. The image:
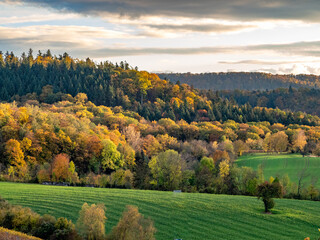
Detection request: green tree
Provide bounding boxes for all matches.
[148,150,183,190]
[101,140,122,170]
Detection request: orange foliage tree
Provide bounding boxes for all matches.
[52,153,70,182]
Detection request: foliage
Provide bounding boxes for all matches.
[0,196,79,240]
[0,227,42,240]
[101,140,122,171]
[107,205,156,240]
[52,154,70,182]
[149,150,183,190]
[76,203,106,240]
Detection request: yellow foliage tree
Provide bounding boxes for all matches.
[219,160,230,178]
[5,139,27,178]
[76,203,107,240]
[293,129,307,153]
[107,205,156,240]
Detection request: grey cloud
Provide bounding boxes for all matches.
[10,0,320,22]
[74,40,320,58]
[145,23,255,33]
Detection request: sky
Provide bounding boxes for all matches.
[1,0,320,74]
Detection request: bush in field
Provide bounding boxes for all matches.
[76,203,106,240]
[257,179,283,213]
[107,205,156,240]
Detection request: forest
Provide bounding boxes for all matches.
[0,50,319,126]
[0,50,319,201]
[159,72,320,90]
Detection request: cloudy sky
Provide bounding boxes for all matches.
[1,0,320,74]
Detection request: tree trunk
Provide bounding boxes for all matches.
[263,199,268,213]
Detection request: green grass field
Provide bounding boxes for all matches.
[0,182,319,240]
[236,153,320,188]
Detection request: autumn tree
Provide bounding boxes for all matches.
[219,160,230,179]
[233,140,249,156]
[52,153,70,182]
[257,179,283,213]
[5,139,27,178]
[293,129,307,154]
[117,143,136,168]
[75,93,88,104]
[269,131,289,153]
[149,150,183,190]
[136,71,152,104]
[123,125,141,152]
[76,203,106,240]
[107,205,156,240]
[37,163,51,183]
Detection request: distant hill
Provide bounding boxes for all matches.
[218,87,320,117]
[158,72,320,90]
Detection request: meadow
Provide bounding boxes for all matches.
[236,153,320,188]
[0,182,319,240]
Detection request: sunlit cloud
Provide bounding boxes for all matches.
[0,13,80,24]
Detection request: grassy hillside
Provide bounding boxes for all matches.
[236,153,320,188]
[0,182,319,240]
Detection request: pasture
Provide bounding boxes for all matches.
[235,153,320,188]
[0,182,319,240]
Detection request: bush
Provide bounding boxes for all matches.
[0,196,80,240]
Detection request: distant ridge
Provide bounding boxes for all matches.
[158,72,320,90]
